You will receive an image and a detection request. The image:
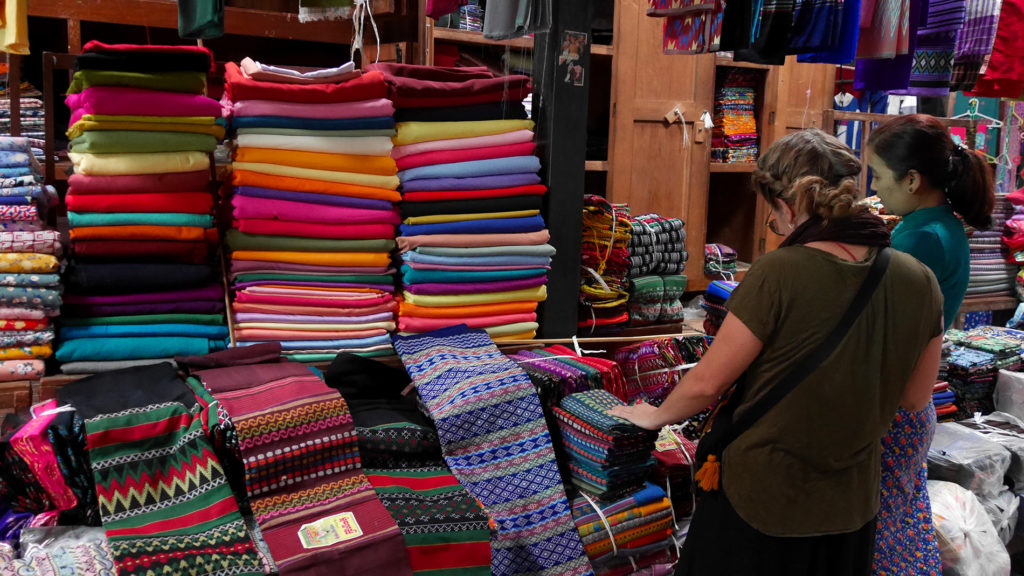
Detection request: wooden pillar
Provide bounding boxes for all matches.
[533,0,593,338]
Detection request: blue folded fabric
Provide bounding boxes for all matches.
[400,265,547,284]
[59,324,230,340]
[237,334,392,351]
[932,391,957,404]
[0,167,34,178]
[0,196,33,206]
[55,336,228,362]
[0,184,57,205]
[399,214,545,237]
[398,156,541,182]
[402,251,553,267]
[0,151,32,169]
[68,212,215,228]
[230,116,395,131]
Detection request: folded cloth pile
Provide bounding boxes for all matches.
[0,65,47,144]
[701,279,736,336]
[967,194,1015,299]
[704,243,737,279]
[934,380,958,422]
[223,59,400,362]
[946,344,999,418]
[570,483,674,573]
[555,390,658,502]
[651,427,698,519]
[711,70,759,164]
[0,139,60,377]
[58,42,227,373]
[628,213,687,276]
[368,63,546,341]
[580,195,632,334]
[627,275,687,326]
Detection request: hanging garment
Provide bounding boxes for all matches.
[789,0,844,53]
[481,0,551,40]
[969,0,1024,97]
[857,0,912,59]
[949,0,1003,91]
[662,1,725,54]
[798,0,862,62]
[854,0,924,91]
[392,326,594,576]
[177,0,224,39]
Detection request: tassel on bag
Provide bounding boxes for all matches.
[695,454,720,491]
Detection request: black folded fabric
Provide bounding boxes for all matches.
[58,362,191,420]
[325,352,433,429]
[75,51,213,73]
[64,262,217,294]
[395,101,529,123]
[400,194,543,219]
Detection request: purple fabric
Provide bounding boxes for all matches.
[855,0,926,90]
[236,186,394,211]
[402,275,548,295]
[229,261,394,275]
[399,173,542,192]
[63,301,225,316]
[232,280,395,291]
[63,283,224,305]
[234,312,394,324]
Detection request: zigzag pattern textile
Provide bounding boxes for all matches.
[56,362,265,576]
[392,325,594,576]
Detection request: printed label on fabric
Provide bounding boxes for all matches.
[298,512,363,549]
[655,436,678,452]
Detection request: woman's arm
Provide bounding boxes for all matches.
[608,312,764,430]
[900,334,943,412]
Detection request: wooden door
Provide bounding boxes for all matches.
[607,0,716,285]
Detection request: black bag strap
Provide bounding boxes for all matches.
[719,247,893,448]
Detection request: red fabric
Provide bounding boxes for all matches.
[366,63,530,97]
[81,41,214,71]
[426,0,468,19]
[66,192,213,214]
[968,0,1024,98]
[1010,186,1024,207]
[67,171,210,195]
[401,185,547,202]
[235,219,394,240]
[72,240,213,263]
[396,142,536,171]
[224,62,388,104]
[406,541,492,572]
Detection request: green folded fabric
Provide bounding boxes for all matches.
[70,131,219,154]
[68,70,208,94]
[416,244,557,257]
[234,273,394,284]
[59,313,226,327]
[401,266,546,284]
[68,212,215,228]
[225,229,395,253]
[285,350,395,363]
[235,127,397,138]
[55,336,228,362]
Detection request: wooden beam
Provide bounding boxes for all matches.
[66,18,82,53]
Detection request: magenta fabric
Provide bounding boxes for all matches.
[234,280,394,291]
[402,275,547,295]
[398,312,536,332]
[66,87,221,126]
[234,292,392,308]
[235,218,395,240]
[231,195,400,225]
[229,261,394,275]
[233,312,394,324]
[395,142,537,171]
[391,130,535,160]
[63,283,224,305]
[403,261,551,271]
[229,97,395,120]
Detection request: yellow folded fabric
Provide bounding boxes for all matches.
[84,114,218,125]
[0,0,29,55]
[402,286,547,307]
[231,250,391,267]
[402,210,540,225]
[69,151,210,176]
[484,322,540,338]
[234,322,396,332]
[0,253,60,274]
[0,345,51,360]
[232,162,399,191]
[493,331,537,341]
[394,120,536,146]
[67,119,226,140]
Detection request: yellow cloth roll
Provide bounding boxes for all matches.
[232,161,399,191]
[69,151,210,176]
[0,345,51,360]
[394,120,536,146]
[0,0,29,55]
[401,286,547,307]
[402,210,541,225]
[0,253,60,274]
[67,119,226,140]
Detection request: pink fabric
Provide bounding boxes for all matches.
[395,142,537,171]
[231,195,400,225]
[391,130,535,160]
[404,261,552,271]
[234,291,392,308]
[11,400,78,511]
[243,286,391,298]
[397,230,551,251]
[398,313,537,332]
[0,308,47,319]
[234,312,394,323]
[235,328,389,341]
[236,218,395,240]
[66,87,221,126]
[229,98,394,119]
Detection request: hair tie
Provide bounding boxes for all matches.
[947,144,966,179]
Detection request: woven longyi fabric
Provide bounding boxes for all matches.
[393,325,594,576]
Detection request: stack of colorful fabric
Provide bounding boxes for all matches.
[934,380,958,422]
[651,427,698,519]
[701,279,736,336]
[223,59,400,361]
[366,63,544,342]
[571,483,674,574]
[626,212,688,326]
[946,343,999,418]
[704,243,737,278]
[555,390,658,502]
[711,70,759,164]
[968,194,1016,300]
[0,138,60,379]
[58,42,226,374]
[580,195,632,334]
[0,101,45,153]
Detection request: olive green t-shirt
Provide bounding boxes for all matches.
[723,245,943,537]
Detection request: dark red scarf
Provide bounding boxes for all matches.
[779,211,891,248]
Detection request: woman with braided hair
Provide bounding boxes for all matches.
[610,128,944,575]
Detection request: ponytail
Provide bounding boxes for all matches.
[946,145,995,230]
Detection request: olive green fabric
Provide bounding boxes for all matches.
[68,70,207,94]
[70,131,218,154]
[225,229,395,253]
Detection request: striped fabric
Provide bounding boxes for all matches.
[392,325,594,576]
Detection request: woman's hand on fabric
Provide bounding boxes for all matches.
[607,402,662,430]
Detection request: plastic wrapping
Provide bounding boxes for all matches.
[957,412,1024,491]
[994,369,1024,422]
[977,488,1019,544]
[927,423,1012,498]
[928,480,1011,576]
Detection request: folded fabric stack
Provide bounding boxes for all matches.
[0,66,46,147]
[365,63,544,341]
[0,138,60,380]
[627,275,687,326]
[704,243,737,279]
[701,279,736,336]
[555,390,659,502]
[967,194,1015,300]
[223,58,400,362]
[571,483,674,574]
[58,42,227,374]
[651,427,698,519]
[711,70,759,164]
[934,380,958,422]
[946,344,999,418]
[580,195,632,334]
[626,213,688,327]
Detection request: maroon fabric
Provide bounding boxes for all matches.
[365,63,532,106]
[224,62,389,104]
[67,171,211,195]
[176,342,284,369]
[72,240,214,263]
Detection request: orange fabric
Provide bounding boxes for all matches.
[493,331,537,341]
[234,147,397,176]
[232,169,401,202]
[398,300,538,318]
[69,225,213,242]
[230,250,391,267]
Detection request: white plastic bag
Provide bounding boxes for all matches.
[958,411,1024,492]
[928,480,1011,576]
[928,423,1012,498]
[994,369,1024,422]
[978,488,1020,544]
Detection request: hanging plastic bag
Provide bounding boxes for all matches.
[928,423,1012,498]
[929,480,1011,576]
[977,488,1019,544]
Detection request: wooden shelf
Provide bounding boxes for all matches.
[433,28,534,49]
[715,54,773,70]
[958,296,1019,315]
[53,160,71,181]
[709,162,757,173]
[585,160,609,172]
[592,44,614,56]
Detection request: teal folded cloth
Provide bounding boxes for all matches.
[400,265,547,284]
[416,244,557,258]
[68,212,215,228]
[0,274,61,287]
[59,323,229,340]
[55,336,228,362]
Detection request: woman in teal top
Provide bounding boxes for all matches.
[865,114,995,576]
